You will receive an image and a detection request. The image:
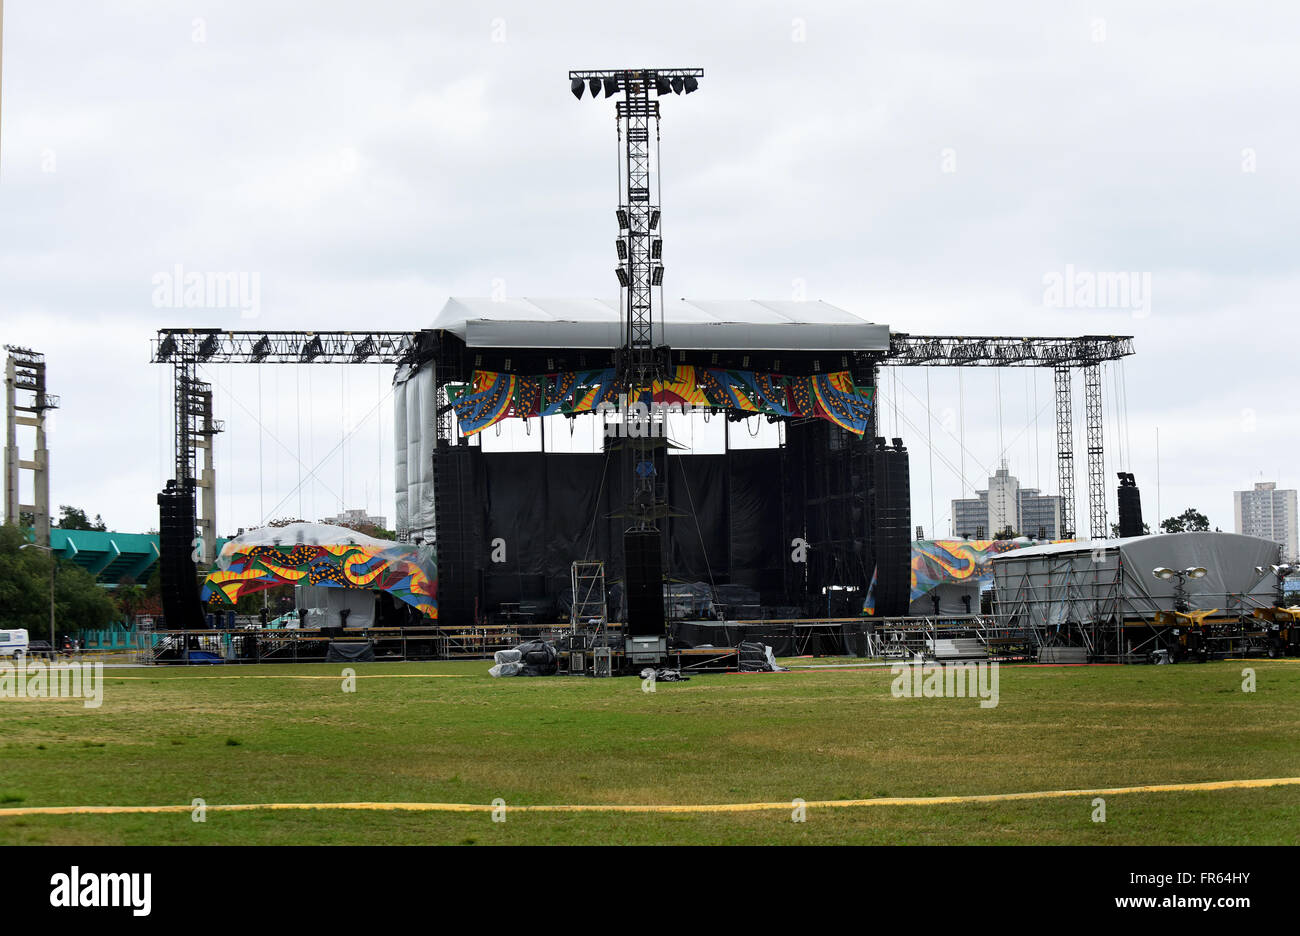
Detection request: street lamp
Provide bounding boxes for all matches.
[19,543,56,647]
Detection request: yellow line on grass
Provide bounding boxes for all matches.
[3,776,1299,818]
[101,673,469,680]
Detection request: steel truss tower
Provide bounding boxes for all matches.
[569,67,702,530]
[882,334,1134,541]
[152,329,417,558]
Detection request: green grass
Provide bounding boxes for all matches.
[1,659,1298,844]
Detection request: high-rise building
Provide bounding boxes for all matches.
[1234,482,1298,559]
[951,464,1063,540]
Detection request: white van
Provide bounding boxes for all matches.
[0,629,30,658]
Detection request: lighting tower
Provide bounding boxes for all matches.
[568,67,702,649]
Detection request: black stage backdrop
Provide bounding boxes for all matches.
[472,450,786,614]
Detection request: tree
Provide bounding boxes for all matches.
[56,505,107,531]
[1160,508,1210,534]
[993,526,1021,540]
[1110,521,1151,537]
[0,523,119,639]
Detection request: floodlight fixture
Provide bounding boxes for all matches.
[588,77,601,97]
[651,265,664,286]
[616,208,630,230]
[684,76,698,93]
[1185,567,1207,579]
[655,75,671,95]
[571,77,585,99]
[650,238,662,260]
[157,334,177,362]
[615,239,628,261]
[1153,567,1175,580]
[250,336,271,362]
[671,76,684,94]
[648,209,660,230]
[615,267,630,288]
[197,333,219,361]
[603,76,620,97]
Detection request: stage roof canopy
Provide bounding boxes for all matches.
[431,297,891,351]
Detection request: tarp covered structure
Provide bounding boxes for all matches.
[201,522,437,620]
[430,297,891,351]
[991,531,1280,630]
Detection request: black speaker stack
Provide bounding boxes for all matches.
[623,529,665,636]
[870,438,912,618]
[1117,472,1144,537]
[434,443,486,625]
[157,479,204,629]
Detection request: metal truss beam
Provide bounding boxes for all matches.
[152,329,418,366]
[884,334,1133,367]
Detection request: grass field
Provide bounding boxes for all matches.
[1,658,1298,845]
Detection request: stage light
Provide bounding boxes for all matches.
[648,209,660,230]
[571,77,585,99]
[251,336,271,362]
[300,335,323,363]
[603,76,619,97]
[615,239,627,261]
[671,76,684,94]
[157,334,177,362]
[589,77,601,97]
[1153,567,1175,580]
[197,333,219,361]
[616,208,629,230]
[684,76,698,93]
[615,267,630,287]
[1185,567,1207,579]
[651,265,664,286]
[650,238,662,259]
[655,75,671,95]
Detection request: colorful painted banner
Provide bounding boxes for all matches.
[201,541,437,619]
[446,366,874,436]
[863,538,1060,615]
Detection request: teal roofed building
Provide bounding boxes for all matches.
[47,529,230,586]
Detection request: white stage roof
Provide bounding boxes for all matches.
[431,297,891,351]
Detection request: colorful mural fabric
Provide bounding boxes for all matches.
[909,539,1030,604]
[201,541,438,619]
[446,366,874,436]
[863,538,1048,615]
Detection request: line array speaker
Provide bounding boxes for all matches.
[157,480,204,629]
[870,440,912,618]
[624,528,665,636]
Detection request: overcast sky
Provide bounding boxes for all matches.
[2,0,1297,540]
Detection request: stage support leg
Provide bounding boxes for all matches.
[1083,363,1107,540]
[1053,365,1076,539]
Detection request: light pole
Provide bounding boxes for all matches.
[1255,563,1296,607]
[19,543,55,647]
[1152,566,1207,613]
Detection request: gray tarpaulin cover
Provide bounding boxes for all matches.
[991,531,1281,628]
